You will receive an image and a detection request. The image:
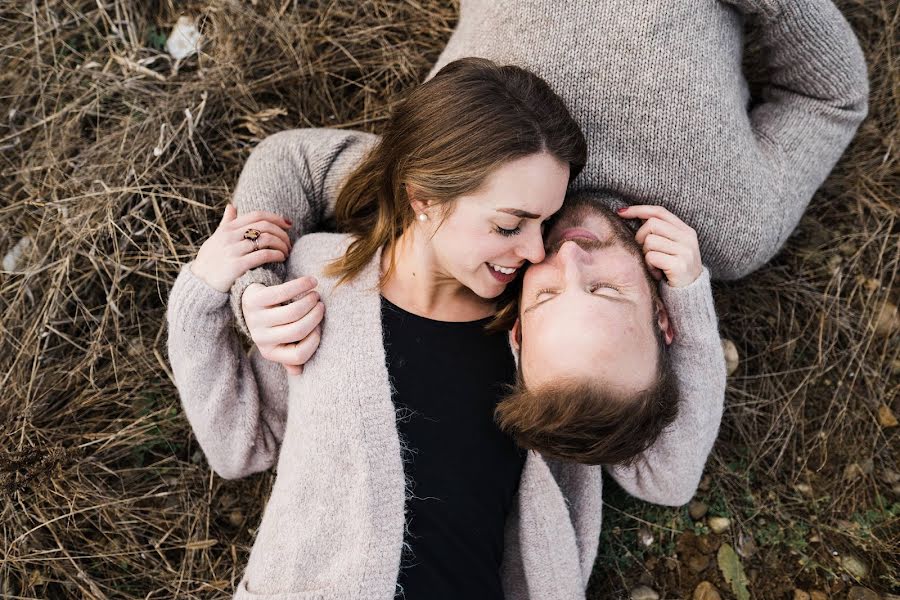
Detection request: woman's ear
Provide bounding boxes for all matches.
[406,183,429,217]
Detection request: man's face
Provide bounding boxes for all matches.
[512,199,665,394]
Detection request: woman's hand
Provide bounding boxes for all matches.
[242,277,325,376]
[190,204,293,293]
[617,205,702,288]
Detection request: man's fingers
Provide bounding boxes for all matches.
[257,291,320,327]
[258,301,325,346]
[635,218,681,245]
[619,204,689,229]
[252,276,319,308]
[231,210,292,230]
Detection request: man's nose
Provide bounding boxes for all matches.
[516,229,546,264]
[557,240,591,282]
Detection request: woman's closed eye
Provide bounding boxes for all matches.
[494,222,522,236]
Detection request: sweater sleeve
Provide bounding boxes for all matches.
[167,262,290,480]
[725,0,869,247]
[605,268,727,506]
[228,128,380,337]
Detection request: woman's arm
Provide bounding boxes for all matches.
[167,262,289,479]
[605,268,727,506]
[228,128,380,337]
[726,0,869,247]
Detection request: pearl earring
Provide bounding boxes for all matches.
[417,213,428,223]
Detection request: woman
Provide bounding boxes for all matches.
[168,58,589,599]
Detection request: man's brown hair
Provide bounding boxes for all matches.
[494,195,681,466]
[325,57,587,285]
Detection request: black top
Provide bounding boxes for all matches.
[381,296,524,600]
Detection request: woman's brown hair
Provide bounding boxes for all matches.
[325,57,587,285]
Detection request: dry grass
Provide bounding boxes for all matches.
[0,1,896,598]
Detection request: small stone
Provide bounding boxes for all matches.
[721,338,739,376]
[795,483,813,495]
[638,527,655,547]
[735,532,758,558]
[166,16,203,60]
[689,500,709,520]
[878,404,898,428]
[688,553,711,574]
[693,581,722,600]
[827,254,843,274]
[228,509,244,527]
[881,469,900,484]
[844,463,865,481]
[645,557,658,571]
[847,587,879,600]
[698,474,712,491]
[893,483,900,496]
[708,516,731,534]
[190,449,204,464]
[629,585,660,600]
[840,555,869,579]
[794,590,811,600]
[874,301,899,336]
[809,591,827,600]
[809,534,821,543]
[860,458,875,475]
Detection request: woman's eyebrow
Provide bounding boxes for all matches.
[497,208,540,219]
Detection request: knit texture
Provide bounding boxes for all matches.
[430,0,868,280]
[167,235,726,598]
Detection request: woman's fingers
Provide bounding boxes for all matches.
[257,291,320,327]
[257,301,325,346]
[230,210,292,230]
[237,249,287,273]
[619,204,689,229]
[634,217,681,245]
[642,233,683,256]
[644,250,681,274]
[266,326,322,367]
[250,277,318,309]
[232,220,292,252]
[232,231,289,258]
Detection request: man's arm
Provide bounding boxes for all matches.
[228,128,379,336]
[606,268,727,506]
[167,262,289,479]
[727,0,869,247]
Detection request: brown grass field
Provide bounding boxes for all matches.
[1,1,897,598]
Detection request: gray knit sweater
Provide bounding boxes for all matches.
[228,0,867,318]
[167,234,726,599]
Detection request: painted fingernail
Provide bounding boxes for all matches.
[617,207,627,213]
[285,218,293,225]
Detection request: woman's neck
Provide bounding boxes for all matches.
[380,227,495,322]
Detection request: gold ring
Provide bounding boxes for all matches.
[243,228,261,252]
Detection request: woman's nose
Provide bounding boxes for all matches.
[517,229,546,264]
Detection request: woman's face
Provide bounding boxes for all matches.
[420,152,570,299]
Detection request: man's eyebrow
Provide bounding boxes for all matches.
[497,208,541,219]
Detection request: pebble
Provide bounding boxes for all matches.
[228,509,244,527]
[708,516,731,534]
[795,483,813,495]
[844,463,866,481]
[629,585,660,600]
[794,591,811,600]
[689,500,709,520]
[688,554,710,574]
[810,591,828,600]
[736,532,758,558]
[881,469,900,484]
[639,527,655,547]
[693,581,722,600]
[875,301,899,336]
[840,555,869,579]
[721,338,739,375]
[878,404,898,428]
[847,587,880,600]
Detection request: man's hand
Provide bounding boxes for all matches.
[242,277,325,376]
[617,205,702,288]
[190,204,292,293]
